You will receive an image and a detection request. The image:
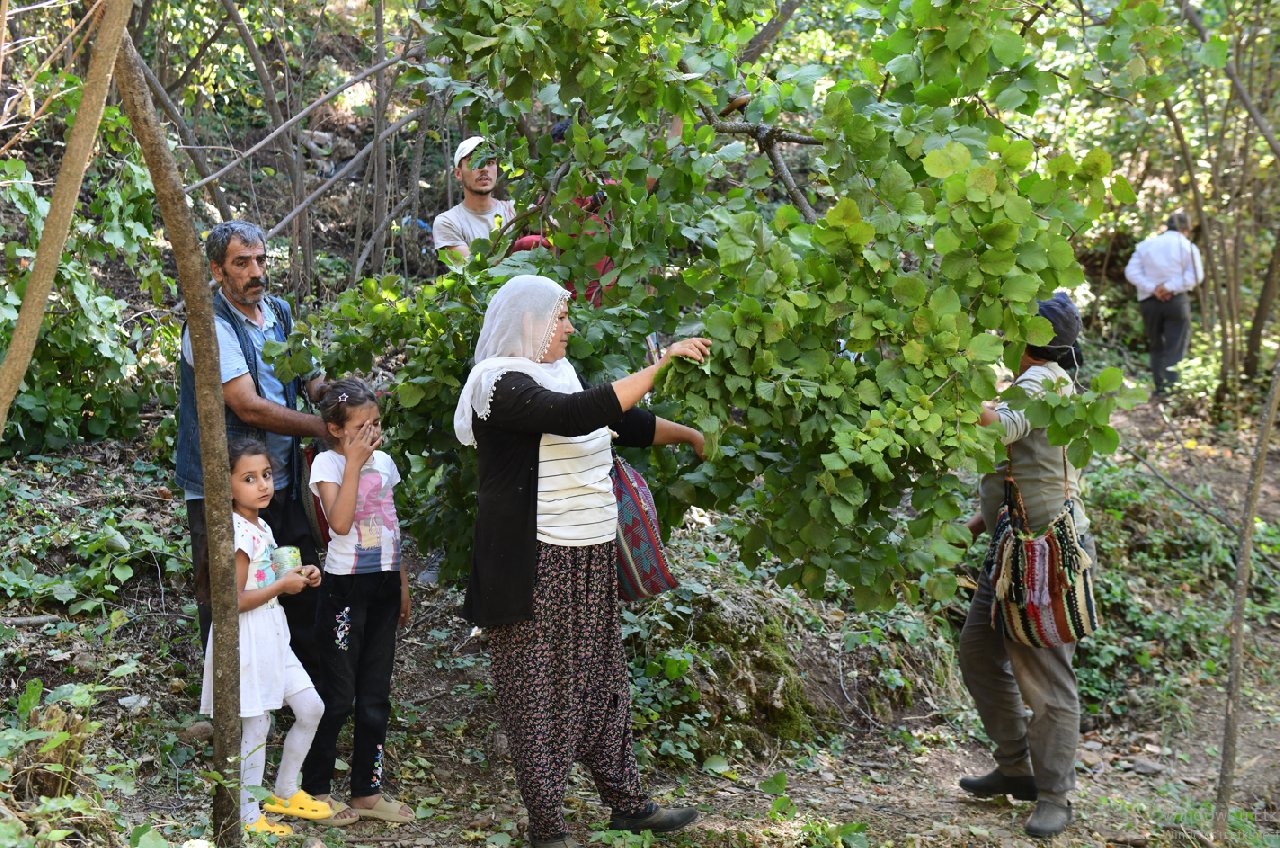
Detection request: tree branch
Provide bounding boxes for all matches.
[265,106,429,240]
[0,0,130,440]
[740,0,803,65]
[185,47,419,195]
[1215,353,1280,840]
[135,53,233,220]
[1180,1,1280,162]
[115,31,243,846]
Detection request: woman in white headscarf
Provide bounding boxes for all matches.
[454,275,710,848]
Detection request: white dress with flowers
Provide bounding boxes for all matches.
[199,513,314,717]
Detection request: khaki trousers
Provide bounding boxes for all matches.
[959,536,1096,805]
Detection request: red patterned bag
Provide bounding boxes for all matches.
[612,456,678,601]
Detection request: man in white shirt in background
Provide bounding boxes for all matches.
[432,136,516,263]
[1124,211,1204,397]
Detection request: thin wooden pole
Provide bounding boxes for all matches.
[1214,354,1280,840]
[0,0,131,439]
[114,32,243,848]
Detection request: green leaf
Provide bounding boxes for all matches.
[991,30,1025,65]
[1088,425,1120,455]
[1111,175,1137,204]
[717,213,757,265]
[1002,140,1034,171]
[1003,195,1034,224]
[892,275,927,307]
[1003,274,1040,302]
[886,54,920,83]
[826,198,863,230]
[1046,237,1075,269]
[933,227,962,255]
[1079,148,1113,179]
[1026,315,1056,345]
[398,382,426,409]
[1196,36,1228,68]
[1091,366,1124,393]
[461,32,499,54]
[966,166,998,200]
[759,770,788,795]
[966,332,1003,362]
[980,249,1015,275]
[704,310,736,342]
[922,142,971,179]
[980,221,1018,250]
[703,754,732,775]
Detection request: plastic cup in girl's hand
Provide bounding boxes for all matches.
[271,546,302,579]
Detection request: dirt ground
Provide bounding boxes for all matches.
[9,396,1280,847]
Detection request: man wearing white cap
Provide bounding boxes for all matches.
[432,136,516,261]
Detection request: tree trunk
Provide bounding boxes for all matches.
[135,53,233,220]
[114,32,243,848]
[1214,353,1280,840]
[367,0,389,275]
[1244,230,1280,379]
[217,0,309,292]
[740,0,804,64]
[0,0,132,440]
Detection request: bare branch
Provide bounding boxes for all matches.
[184,47,418,195]
[0,0,130,439]
[740,0,804,65]
[265,106,429,240]
[1179,1,1280,161]
[135,54,233,220]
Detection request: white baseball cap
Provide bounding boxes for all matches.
[453,136,488,168]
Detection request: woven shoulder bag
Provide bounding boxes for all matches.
[984,446,1099,648]
[611,455,678,602]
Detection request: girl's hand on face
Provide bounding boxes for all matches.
[278,569,310,596]
[660,337,712,367]
[346,420,382,466]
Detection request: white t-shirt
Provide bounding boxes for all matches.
[535,427,617,546]
[234,512,279,603]
[432,199,516,251]
[308,449,402,575]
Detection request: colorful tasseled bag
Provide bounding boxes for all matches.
[611,455,678,602]
[984,447,1099,648]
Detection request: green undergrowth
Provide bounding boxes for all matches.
[624,517,964,771]
[1074,459,1280,727]
[0,453,188,618]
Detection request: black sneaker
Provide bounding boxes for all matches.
[958,769,1038,801]
[608,804,699,834]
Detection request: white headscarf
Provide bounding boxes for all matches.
[453,275,579,446]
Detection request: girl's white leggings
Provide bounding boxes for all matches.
[240,686,325,824]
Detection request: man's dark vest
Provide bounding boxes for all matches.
[174,291,302,498]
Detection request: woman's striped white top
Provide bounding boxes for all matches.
[535,426,617,546]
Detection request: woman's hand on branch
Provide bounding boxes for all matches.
[660,337,711,368]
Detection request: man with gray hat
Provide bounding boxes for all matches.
[1124,212,1203,397]
[433,135,516,262]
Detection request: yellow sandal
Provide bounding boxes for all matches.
[245,815,293,836]
[263,790,333,820]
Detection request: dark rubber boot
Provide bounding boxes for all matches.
[608,805,699,834]
[1024,800,1072,838]
[958,769,1039,801]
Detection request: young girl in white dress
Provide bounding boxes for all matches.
[200,438,331,835]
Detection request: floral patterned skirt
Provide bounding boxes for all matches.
[488,541,649,839]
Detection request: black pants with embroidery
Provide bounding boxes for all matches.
[300,570,400,799]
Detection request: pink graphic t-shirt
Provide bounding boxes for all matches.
[309,449,402,575]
